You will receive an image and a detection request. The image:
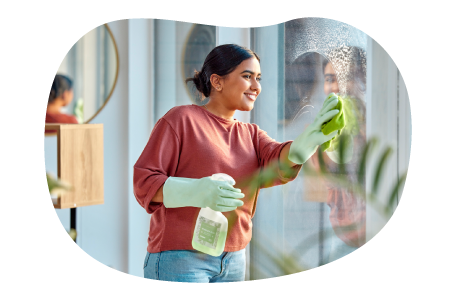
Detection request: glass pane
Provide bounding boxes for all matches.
[285,17,368,264]
[253,18,367,281]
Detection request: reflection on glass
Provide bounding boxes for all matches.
[45,24,117,129]
[283,18,367,267]
[45,74,78,134]
[309,48,367,250]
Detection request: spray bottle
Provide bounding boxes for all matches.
[192,173,234,256]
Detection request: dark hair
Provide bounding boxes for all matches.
[289,52,322,101]
[186,44,260,98]
[322,46,366,96]
[322,47,367,138]
[49,74,73,104]
[285,52,323,121]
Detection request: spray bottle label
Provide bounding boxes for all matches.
[194,216,221,249]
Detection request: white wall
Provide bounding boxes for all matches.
[46,19,201,278]
[77,19,130,272]
[175,21,196,107]
[127,18,155,278]
[46,20,131,273]
[82,28,98,120]
[153,20,195,116]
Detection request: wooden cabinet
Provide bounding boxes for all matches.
[45,124,104,209]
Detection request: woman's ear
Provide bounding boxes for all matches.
[210,74,223,92]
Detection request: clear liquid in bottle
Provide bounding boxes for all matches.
[191,173,234,256]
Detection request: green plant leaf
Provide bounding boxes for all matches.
[357,137,378,186]
[46,172,72,196]
[372,147,394,195]
[384,171,408,215]
[337,133,347,174]
[250,233,307,275]
[287,214,367,258]
[317,147,327,174]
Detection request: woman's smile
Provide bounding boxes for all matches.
[244,92,257,101]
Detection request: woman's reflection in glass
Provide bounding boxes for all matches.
[315,47,367,259]
[45,74,78,134]
[289,47,367,262]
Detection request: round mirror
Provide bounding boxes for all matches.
[182,24,216,104]
[45,24,119,135]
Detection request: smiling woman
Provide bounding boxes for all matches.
[199,57,262,119]
[133,43,342,283]
[186,44,261,118]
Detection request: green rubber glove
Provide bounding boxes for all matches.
[326,96,360,164]
[162,174,245,212]
[320,95,345,151]
[288,93,340,164]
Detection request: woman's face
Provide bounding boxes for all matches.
[324,62,365,99]
[324,62,339,96]
[218,57,261,111]
[62,89,74,106]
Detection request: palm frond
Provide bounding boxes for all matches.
[385,171,408,215]
[336,133,348,174]
[317,147,328,174]
[357,137,378,185]
[372,147,394,195]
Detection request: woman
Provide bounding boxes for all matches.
[310,47,366,248]
[45,74,78,134]
[133,44,340,282]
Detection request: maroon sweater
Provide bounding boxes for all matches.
[45,112,79,134]
[133,105,302,253]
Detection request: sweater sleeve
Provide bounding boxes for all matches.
[309,150,366,248]
[133,118,180,214]
[255,126,302,188]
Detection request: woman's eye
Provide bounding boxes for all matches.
[325,76,337,84]
[243,74,261,82]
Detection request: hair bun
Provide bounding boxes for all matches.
[187,70,210,98]
[198,70,211,97]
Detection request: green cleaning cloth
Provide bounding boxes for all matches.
[321,95,345,152]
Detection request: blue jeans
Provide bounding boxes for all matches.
[143,249,246,282]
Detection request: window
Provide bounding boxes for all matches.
[248,18,410,280]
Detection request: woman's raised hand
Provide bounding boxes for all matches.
[288,93,340,164]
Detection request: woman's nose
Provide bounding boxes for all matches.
[251,81,261,92]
